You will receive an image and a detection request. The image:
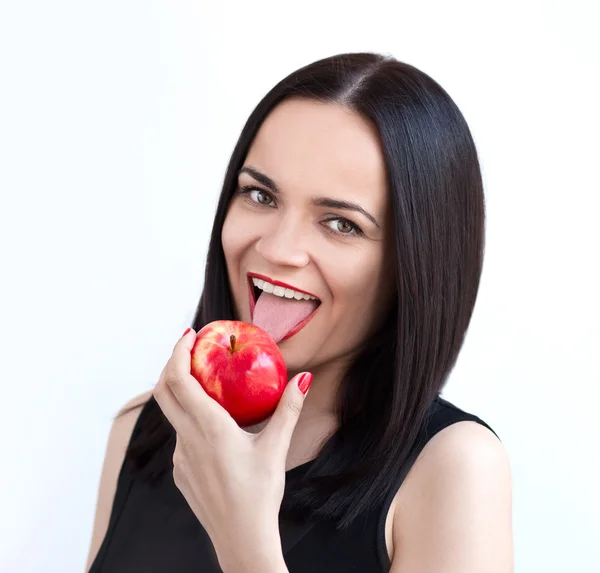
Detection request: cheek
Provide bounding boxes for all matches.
[221,209,237,259]
[326,249,388,328]
[221,206,253,263]
[221,213,246,304]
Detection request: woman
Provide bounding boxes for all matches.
[86,52,513,572]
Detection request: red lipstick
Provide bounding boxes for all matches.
[247,272,319,299]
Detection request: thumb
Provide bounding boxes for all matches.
[261,372,312,451]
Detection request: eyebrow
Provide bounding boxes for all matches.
[237,166,381,228]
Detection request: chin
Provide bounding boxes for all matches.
[277,336,314,371]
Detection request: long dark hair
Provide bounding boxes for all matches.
[121,52,485,529]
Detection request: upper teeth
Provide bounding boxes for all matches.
[252,278,317,301]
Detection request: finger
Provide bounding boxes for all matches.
[167,328,230,429]
[165,327,211,413]
[153,365,186,431]
[260,372,312,455]
[171,327,197,380]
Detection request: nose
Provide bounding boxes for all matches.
[254,216,310,268]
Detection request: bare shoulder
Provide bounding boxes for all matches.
[84,390,153,572]
[406,420,510,481]
[390,421,513,572]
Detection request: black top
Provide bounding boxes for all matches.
[89,394,497,572]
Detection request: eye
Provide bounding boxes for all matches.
[239,185,276,207]
[323,217,364,237]
[253,189,275,206]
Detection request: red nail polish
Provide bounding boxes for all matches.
[182,327,192,337]
[298,373,313,395]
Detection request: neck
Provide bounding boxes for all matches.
[245,358,348,434]
[289,356,350,418]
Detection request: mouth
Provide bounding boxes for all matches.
[247,272,321,343]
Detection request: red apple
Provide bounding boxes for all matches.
[190,320,288,426]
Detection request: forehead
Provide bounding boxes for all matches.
[243,98,388,209]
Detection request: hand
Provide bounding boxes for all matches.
[152,328,312,572]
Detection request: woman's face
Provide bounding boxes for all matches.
[221,97,394,376]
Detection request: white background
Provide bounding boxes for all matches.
[1,1,598,572]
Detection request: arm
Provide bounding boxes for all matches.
[390,421,514,573]
[84,391,153,572]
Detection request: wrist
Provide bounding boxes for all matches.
[216,527,287,573]
[221,553,287,573]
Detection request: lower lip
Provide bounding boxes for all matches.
[247,278,321,343]
[279,306,320,342]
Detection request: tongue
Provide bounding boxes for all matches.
[252,292,319,343]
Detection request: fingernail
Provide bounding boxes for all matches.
[298,373,313,395]
[182,327,192,337]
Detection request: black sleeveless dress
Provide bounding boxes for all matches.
[89,394,498,572]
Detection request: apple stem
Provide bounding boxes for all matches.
[229,334,236,354]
